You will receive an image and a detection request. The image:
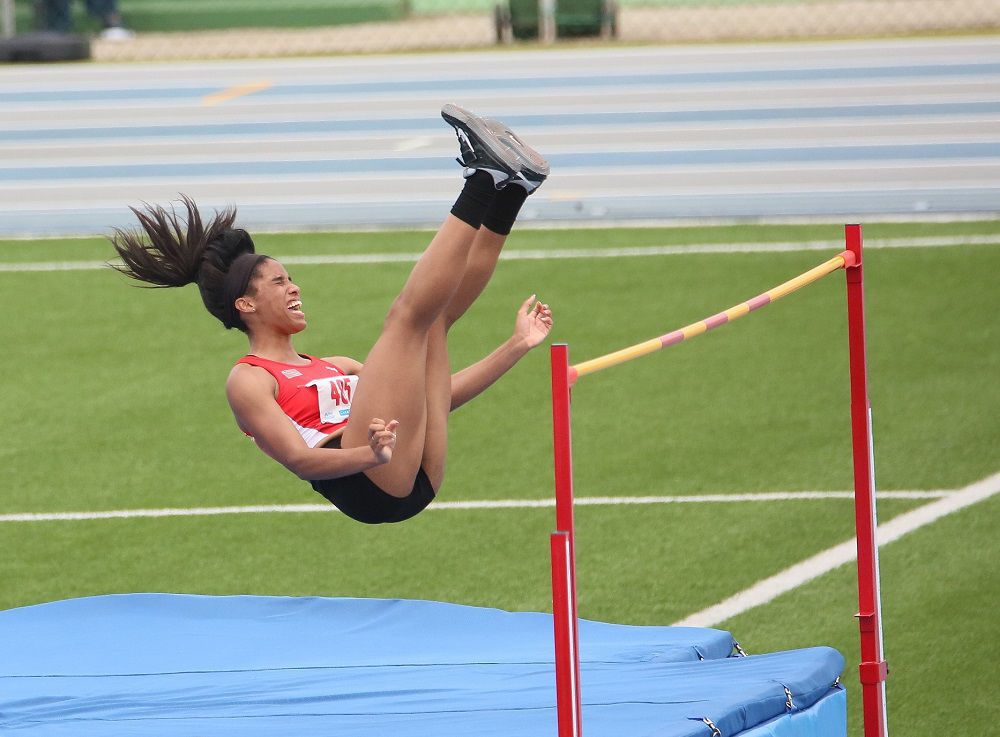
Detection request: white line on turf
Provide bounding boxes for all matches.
[672,471,1000,627]
[1,235,996,273]
[0,489,953,523]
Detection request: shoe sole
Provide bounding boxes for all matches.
[441,103,550,182]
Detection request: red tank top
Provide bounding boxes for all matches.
[236,354,358,448]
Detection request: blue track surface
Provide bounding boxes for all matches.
[0,594,845,737]
[3,142,997,182]
[3,101,999,143]
[2,38,997,234]
[2,62,999,105]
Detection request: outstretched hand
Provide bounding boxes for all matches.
[514,294,554,350]
[368,419,399,465]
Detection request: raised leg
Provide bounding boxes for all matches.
[418,317,451,490]
[343,104,548,498]
[421,219,516,487]
[445,164,532,326]
[444,227,507,328]
[340,216,477,496]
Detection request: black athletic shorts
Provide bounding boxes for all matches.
[309,440,436,524]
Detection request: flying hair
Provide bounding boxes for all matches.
[110,195,269,332]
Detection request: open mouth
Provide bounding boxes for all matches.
[288,300,304,315]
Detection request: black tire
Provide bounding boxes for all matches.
[0,32,91,63]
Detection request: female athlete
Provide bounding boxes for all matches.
[111,104,552,524]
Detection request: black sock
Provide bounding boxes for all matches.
[450,171,497,229]
[481,184,529,236]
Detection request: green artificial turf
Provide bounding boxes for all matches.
[1,221,996,736]
[722,493,1000,736]
[14,0,407,34]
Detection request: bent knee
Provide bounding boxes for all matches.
[383,295,434,334]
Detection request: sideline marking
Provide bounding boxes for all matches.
[672,471,1000,627]
[0,489,952,523]
[1,235,996,273]
[202,80,272,106]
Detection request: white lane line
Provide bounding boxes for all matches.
[1,235,996,273]
[673,471,1000,627]
[0,489,952,523]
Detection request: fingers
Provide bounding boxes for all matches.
[366,418,398,465]
[368,419,398,443]
[516,295,554,350]
[522,294,552,320]
[534,301,553,324]
[374,431,396,448]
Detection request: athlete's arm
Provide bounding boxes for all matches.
[450,295,553,411]
[320,356,363,375]
[225,363,395,481]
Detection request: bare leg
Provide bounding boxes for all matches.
[342,105,547,498]
[419,318,451,490]
[363,228,510,494]
[422,223,514,488]
[443,227,507,328]
[341,216,477,496]
[445,178,530,327]
[347,217,524,495]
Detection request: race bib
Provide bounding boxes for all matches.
[306,374,359,424]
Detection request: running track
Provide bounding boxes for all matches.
[1,36,998,236]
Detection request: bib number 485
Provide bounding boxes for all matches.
[306,375,358,424]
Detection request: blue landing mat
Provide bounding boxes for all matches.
[0,594,845,736]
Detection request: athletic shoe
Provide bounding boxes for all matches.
[441,103,549,193]
[99,25,135,41]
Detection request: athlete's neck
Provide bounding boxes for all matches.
[246,334,305,365]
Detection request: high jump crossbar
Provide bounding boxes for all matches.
[548,224,888,737]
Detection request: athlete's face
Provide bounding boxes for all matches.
[245,259,306,334]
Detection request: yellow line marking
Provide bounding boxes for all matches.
[545,191,591,202]
[202,80,272,106]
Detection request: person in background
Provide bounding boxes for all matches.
[37,0,134,40]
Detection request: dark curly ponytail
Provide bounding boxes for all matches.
[110,196,270,332]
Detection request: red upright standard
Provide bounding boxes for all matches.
[549,343,583,737]
[844,223,889,737]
